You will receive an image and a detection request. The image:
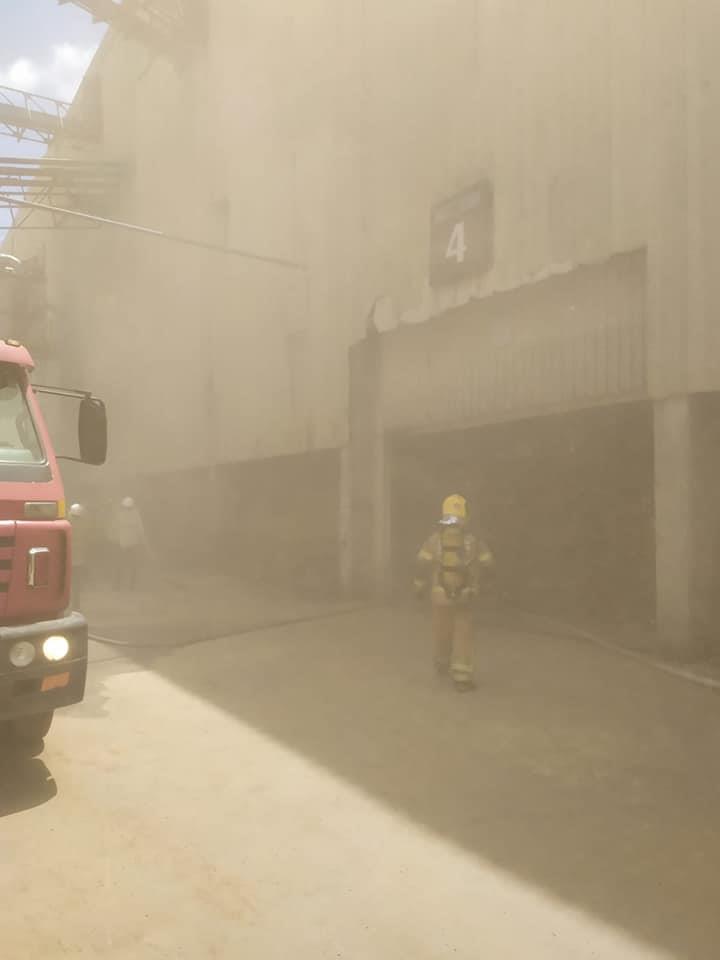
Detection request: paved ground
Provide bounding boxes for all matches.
[1,606,718,959]
[80,572,356,647]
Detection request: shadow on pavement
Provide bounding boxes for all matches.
[130,605,720,959]
[0,738,57,816]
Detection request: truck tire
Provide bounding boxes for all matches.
[11,711,54,743]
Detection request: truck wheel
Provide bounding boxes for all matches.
[11,711,54,743]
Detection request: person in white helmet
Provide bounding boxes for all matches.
[69,502,89,609]
[108,496,146,591]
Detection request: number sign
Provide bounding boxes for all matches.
[429,180,494,287]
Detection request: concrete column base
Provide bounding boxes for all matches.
[653,396,703,659]
[338,446,352,599]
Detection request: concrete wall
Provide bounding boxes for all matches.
[382,252,647,432]
[647,0,720,398]
[4,0,661,482]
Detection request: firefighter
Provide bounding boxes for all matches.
[414,494,494,691]
[69,502,89,610]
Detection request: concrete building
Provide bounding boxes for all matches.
[4,1,720,653]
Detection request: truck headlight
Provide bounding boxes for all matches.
[43,635,69,662]
[9,640,36,668]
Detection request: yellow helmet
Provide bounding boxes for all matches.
[440,494,467,525]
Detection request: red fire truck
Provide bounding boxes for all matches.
[0,253,106,744]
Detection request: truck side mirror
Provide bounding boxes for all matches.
[78,397,107,466]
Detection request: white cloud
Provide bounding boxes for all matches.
[0,44,96,103]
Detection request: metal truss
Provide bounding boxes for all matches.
[57,1,203,53]
[0,84,100,146]
[0,156,126,230]
[0,85,71,145]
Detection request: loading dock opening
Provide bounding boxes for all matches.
[391,401,655,626]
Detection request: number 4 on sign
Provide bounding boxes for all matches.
[445,221,467,264]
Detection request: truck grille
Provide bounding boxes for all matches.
[0,533,14,609]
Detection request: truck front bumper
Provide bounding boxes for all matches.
[0,612,88,720]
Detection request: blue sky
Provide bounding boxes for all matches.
[0,3,105,101]
[0,2,106,231]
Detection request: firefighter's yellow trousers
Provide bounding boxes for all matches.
[431,598,474,685]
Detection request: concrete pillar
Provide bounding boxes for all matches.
[338,445,352,597]
[646,1,689,401]
[371,435,392,599]
[347,335,378,597]
[653,396,694,656]
[346,329,392,600]
[647,5,704,659]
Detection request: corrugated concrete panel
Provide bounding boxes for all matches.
[382,253,646,431]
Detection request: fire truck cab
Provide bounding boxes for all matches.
[0,254,106,744]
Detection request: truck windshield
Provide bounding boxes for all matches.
[0,363,44,464]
